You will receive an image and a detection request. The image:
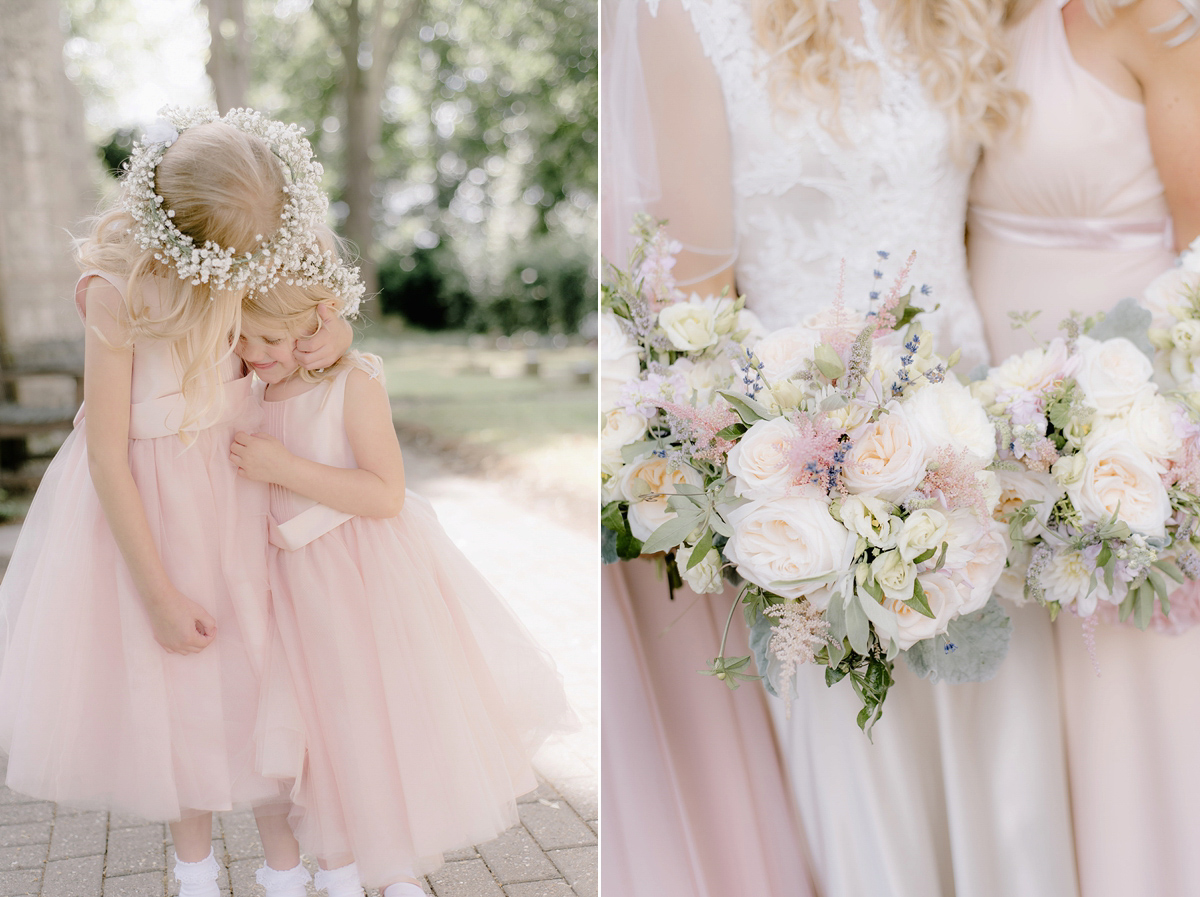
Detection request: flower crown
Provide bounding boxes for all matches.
[124,106,365,315]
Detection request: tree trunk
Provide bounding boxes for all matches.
[0,0,93,358]
[341,0,379,294]
[204,0,250,112]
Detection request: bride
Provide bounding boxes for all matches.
[601,0,1079,894]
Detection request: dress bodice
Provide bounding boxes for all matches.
[666,0,988,365]
[969,0,1169,225]
[965,0,1177,359]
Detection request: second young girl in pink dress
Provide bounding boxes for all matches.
[231,284,575,897]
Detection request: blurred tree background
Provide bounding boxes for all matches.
[64,0,597,336]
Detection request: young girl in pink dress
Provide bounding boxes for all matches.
[230,282,575,897]
[0,107,354,897]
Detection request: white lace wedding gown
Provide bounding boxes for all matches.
[604,0,1079,894]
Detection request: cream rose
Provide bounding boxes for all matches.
[618,455,705,541]
[896,508,950,563]
[1070,336,1154,415]
[1120,392,1184,465]
[839,494,901,549]
[956,519,1009,613]
[681,546,725,594]
[883,571,959,650]
[1068,431,1172,537]
[995,542,1032,606]
[871,550,917,602]
[996,467,1064,528]
[1143,266,1193,328]
[600,312,642,411]
[601,408,647,475]
[752,325,821,383]
[842,405,930,502]
[725,495,853,604]
[727,416,801,499]
[671,356,730,406]
[905,377,997,463]
[990,340,1071,396]
[659,299,720,352]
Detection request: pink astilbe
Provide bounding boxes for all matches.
[918,446,990,518]
[651,398,739,462]
[874,250,917,333]
[785,412,852,494]
[638,229,685,310]
[1167,432,1200,494]
[764,599,830,712]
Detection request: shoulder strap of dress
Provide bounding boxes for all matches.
[1150,0,1200,46]
[74,269,129,322]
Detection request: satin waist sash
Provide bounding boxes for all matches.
[969,205,1174,253]
[74,373,256,440]
[268,503,354,551]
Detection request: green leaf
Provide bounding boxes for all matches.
[1154,559,1186,584]
[620,440,660,464]
[1134,582,1154,630]
[845,595,870,656]
[601,527,618,565]
[1104,554,1117,593]
[1147,568,1169,601]
[715,423,747,441]
[640,509,705,555]
[933,541,949,572]
[903,578,936,619]
[911,547,938,565]
[1118,588,1137,624]
[717,390,772,424]
[686,530,715,570]
[1096,543,1112,570]
[826,665,849,686]
[814,342,845,380]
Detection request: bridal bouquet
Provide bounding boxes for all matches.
[602,219,1013,733]
[976,316,1200,631]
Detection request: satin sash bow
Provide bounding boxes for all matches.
[268,503,354,551]
[73,373,257,440]
[969,205,1174,253]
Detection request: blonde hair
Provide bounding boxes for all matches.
[241,228,361,385]
[76,121,287,431]
[752,0,1024,160]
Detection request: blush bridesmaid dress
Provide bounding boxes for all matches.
[967,1,1200,893]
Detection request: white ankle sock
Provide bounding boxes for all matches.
[256,861,312,897]
[173,849,220,897]
[314,862,366,897]
[383,883,426,897]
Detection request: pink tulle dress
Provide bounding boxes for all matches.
[253,358,575,887]
[0,270,284,821]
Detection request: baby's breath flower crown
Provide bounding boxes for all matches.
[124,105,365,314]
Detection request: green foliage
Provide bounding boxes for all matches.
[377,246,474,330]
[97,128,137,179]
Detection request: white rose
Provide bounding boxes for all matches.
[1070,336,1154,415]
[735,308,768,342]
[976,469,1002,514]
[1050,454,1087,489]
[884,571,960,650]
[1068,431,1172,537]
[659,297,725,352]
[896,508,949,562]
[751,325,820,383]
[725,495,853,604]
[769,379,808,412]
[905,377,997,463]
[600,312,642,411]
[618,456,705,541]
[1121,392,1184,465]
[842,405,930,502]
[1143,266,1194,328]
[990,340,1071,396]
[601,408,647,474]
[804,305,869,335]
[956,519,1009,613]
[727,416,800,499]
[839,494,901,549]
[671,356,730,406]
[871,550,917,601]
[996,468,1064,528]
[681,546,725,594]
[1172,319,1200,356]
[865,343,933,393]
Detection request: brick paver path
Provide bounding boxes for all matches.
[0,442,598,897]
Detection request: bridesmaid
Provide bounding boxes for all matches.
[967,0,1200,893]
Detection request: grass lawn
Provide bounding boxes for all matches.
[356,322,598,502]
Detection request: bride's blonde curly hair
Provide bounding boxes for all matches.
[752,0,1024,159]
[76,122,287,433]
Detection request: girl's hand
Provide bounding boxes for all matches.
[147,589,216,655]
[231,431,294,484]
[294,304,353,371]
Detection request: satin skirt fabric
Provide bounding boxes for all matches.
[601,560,813,897]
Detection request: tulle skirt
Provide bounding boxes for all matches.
[257,492,575,887]
[0,414,284,820]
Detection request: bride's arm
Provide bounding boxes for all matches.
[602,0,737,295]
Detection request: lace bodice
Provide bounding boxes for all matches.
[649,0,990,368]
